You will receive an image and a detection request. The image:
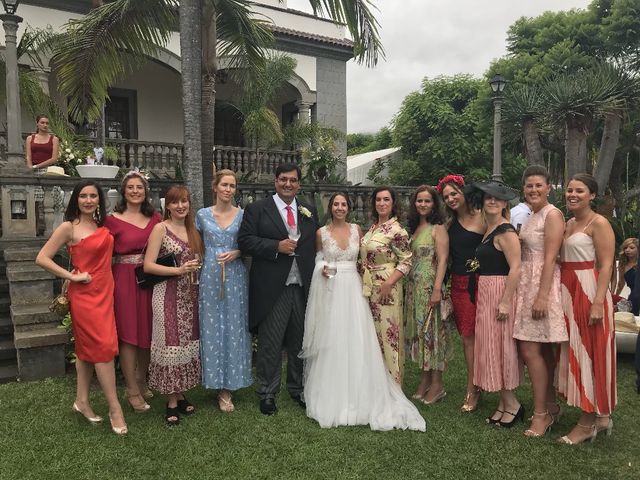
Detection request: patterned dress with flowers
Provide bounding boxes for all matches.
[360,217,412,384]
[148,228,201,394]
[405,224,452,372]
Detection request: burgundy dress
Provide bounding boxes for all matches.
[104,212,161,348]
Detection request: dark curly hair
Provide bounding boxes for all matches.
[370,186,399,222]
[408,185,444,234]
[64,180,107,226]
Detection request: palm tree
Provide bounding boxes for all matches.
[51,0,383,205]
[502,83,545,166]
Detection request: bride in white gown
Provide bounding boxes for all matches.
[300,193,426,431]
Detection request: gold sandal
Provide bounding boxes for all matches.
[461,388,481,413]
[217,392,235,413]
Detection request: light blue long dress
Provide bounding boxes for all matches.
[196,207,252,391]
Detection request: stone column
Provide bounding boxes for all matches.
[32,67,51,96]
[0,14,27,175]
[296,101,313,124]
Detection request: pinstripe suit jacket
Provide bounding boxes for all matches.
[238,196,319,332]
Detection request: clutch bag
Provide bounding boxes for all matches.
[134,252,177,289]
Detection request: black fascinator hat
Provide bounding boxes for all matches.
[464,181,518,210]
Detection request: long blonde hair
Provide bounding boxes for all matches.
[618,237,639,267]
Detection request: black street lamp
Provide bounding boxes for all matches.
[489,74,507,182]
[1,0,24,174]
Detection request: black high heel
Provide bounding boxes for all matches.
[486,410,503,425]
[499,405,524,428]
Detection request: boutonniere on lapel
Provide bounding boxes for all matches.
[298,205,312,219]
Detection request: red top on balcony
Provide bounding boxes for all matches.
[29,134,53,166]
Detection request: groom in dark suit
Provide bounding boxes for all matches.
[238,163,319,414]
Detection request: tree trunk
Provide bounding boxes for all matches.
[180,0,204,209]
[594,109,623,195]
[608,152,626,219]
[564,120,588,181]
[522,118,544,166]
[201,4,217,207]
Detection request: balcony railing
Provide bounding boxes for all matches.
[1,133,302,179]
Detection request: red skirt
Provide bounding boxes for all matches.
[450,274,476,337]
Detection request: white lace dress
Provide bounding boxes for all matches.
[300,224,426,431]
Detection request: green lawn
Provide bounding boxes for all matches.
[0,339,637,480]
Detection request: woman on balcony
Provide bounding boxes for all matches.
[196,169,252,413]
[26,115,60,172]
[359,186,412,385]
[437,174,485,412]
[104,171,161,413]
[36,180,127,435]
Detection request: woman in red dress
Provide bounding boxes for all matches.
[25,115,60,172]
[104,171,161,413]
[36,180,127,435]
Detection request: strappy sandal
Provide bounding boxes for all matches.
[165,404,180,426]
[524,411,554,438]
[177,397,195,416]
[218,392,235,413]
[461,388,481,413]
[557,423,596,444]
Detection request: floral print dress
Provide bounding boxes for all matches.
[360,217,412,384]
[405,224,452,372]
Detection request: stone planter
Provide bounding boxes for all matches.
[76,165,120,179]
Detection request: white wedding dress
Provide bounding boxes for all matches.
[301,225,426,431]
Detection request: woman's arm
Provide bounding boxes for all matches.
[35,222,91,283]
[143,223,196,276]
[531,209,564,319]
[590,216,615,325]
[614,262,625,296]
[379,228,412,303]
[25,136,33,168]
[430,224,449,306]
[496,230,521,320]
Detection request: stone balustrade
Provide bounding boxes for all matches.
[1,133,304,180]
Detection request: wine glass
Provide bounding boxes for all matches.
[325,261,337,279]
[188,253,202,285]
[288,226,300,256]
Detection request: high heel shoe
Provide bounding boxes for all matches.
[557,423,596,444]
[109,413,128,435]
[595,415,613,437]
[547,402,562,423]
[524,411,554,437]
[72,402,103,424]
[411,387,430,400]
[499,405,525,428]
[125,392,151,413]
[461,388,481,413]
[486,410,503,425]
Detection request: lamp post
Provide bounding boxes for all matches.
[1,0,25,174]
[489,73,507,182]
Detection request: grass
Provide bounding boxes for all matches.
[0,339,637,480]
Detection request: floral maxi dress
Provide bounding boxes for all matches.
[360,217,412,384]
[405,225,452,372]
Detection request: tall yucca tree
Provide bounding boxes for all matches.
[542,64,626,180]
[502,84,546,166]
[52,0,383,206]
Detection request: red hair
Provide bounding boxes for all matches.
[163,185,203,255]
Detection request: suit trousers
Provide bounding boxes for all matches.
[256,285,305,400]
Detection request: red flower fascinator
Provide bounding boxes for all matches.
[436,174,465,193]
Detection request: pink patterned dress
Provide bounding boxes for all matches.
[557,231,616,415]
[148,228,201,394]
[513,204,567,343]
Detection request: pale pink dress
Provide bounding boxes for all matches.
[513,204,568,343]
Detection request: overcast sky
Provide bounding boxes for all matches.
[288,0,591,133]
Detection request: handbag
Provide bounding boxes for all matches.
[134,252,177,289]
[49,279,70,318]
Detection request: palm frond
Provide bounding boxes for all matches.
[307,0,384,67]
[215,0,273,71]
[52,0,177,124]
[242,107,284,147]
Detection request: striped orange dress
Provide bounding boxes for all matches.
[557,232,616,414]
[473,224,523,392]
